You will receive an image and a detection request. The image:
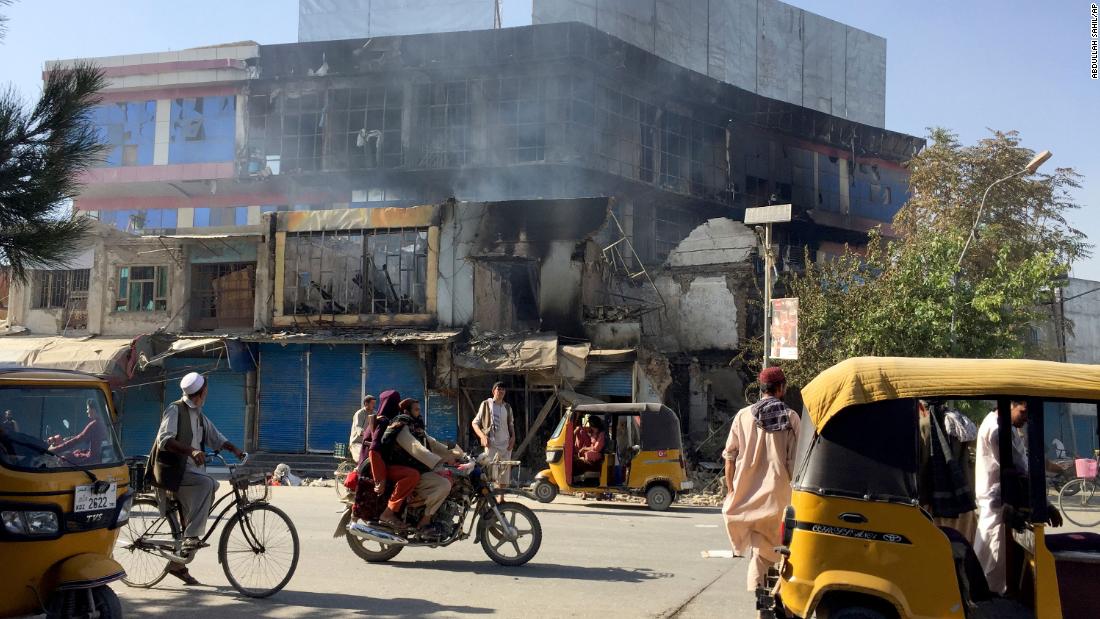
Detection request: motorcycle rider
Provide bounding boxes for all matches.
[380,398,463,535]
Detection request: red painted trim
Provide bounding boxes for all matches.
[789,138,910,172]
[96,84,240,103]
[77,191,340,211]
[79,162,236,184]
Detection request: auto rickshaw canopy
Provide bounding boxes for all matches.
[801,356,1100,431]
[572,403,682,452]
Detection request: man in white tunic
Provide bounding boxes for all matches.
[722,366,801,593]
[472,382,516,488]
[973,400,1061,595]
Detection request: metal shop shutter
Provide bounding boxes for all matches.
[364,347,424,412]
[259,344,308,453]
[118,381,165,458]
[577,362,633,399]
[165,358,246,450]
[307,344,363,452]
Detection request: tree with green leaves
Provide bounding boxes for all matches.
[778,129,1089,388]
[1,1,105,281]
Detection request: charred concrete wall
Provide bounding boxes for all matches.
[534,0,888,127]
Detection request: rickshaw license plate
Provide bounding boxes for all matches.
[74,483,116,513]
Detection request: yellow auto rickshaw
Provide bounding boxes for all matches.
[531,403,693,511]
[762,357,1100,619]
[0,368,132,618]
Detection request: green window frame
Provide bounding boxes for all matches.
[116,265,168,312]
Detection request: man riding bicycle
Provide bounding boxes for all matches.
[146,372,244,584]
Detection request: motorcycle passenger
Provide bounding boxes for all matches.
[380,398,463,535]
[365,390,420,528]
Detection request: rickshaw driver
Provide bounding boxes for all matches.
[149,372,245,557]
[974,399,1062,595]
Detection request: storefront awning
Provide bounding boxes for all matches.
[453,333,558,373]
[0,335,142,378]
[140,337,232,370]
[241,330,462,345]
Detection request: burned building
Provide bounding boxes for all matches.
[14,15,923,460]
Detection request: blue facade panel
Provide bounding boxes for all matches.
[364,347,424,413]
[426,390,459,444]
[307,344,363,452]
[117,381,165,458]
[164,358,247,451]
[577,362,633,399]
[168,96,237,164]
[259,344,308,452]
[90,101,156,167]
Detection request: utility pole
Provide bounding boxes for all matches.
[745,203,792,370]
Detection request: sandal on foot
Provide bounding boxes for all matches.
[167,565,200,586]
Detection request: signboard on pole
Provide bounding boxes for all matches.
[744,204,792,225]
[769,298,799,360]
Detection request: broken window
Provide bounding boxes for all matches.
[417,81,469,168]
[89,100,156,167]
[283,228,429,316]
[190,263,256,330]
[169,96,236,164]
[116,266,168,312]
[473,260,540,332]
[33,269,90,310]
[326,85,404,170]
[488,77,546,163]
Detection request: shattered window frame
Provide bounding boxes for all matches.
[417,81,470,168]
[116,265,169,313]
[32,269,91,310]
[283,227,429,317]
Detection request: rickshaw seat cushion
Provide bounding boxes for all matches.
[1046,535,1100,619]
[1045,532,1100,555]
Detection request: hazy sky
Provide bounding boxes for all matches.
[2,1,1095,278]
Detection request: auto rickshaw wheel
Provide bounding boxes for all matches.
[532,479,558,503]
[645,485,673,511]
[45,585,122,619]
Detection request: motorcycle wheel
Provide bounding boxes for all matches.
[346,530,404,562]
[479,501,542,567]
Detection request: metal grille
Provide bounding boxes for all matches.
[190,262,256,330]
[32,269,90,309]
[283,228,428,316]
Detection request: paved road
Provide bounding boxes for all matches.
[114,486,755,618]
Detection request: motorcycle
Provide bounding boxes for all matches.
[334,454,542,566]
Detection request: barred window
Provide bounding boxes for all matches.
[283,228,428,316]
[32,269,90,309]
[117,266,168,312]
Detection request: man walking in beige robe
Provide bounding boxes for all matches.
[723,366,801,594]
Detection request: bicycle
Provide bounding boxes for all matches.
[1057,454,1100,528]
[114,453,300,598]
[333,442,356,501]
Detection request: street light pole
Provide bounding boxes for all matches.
[763,222,773,369]
[949,150,1052,351]
[745,204,792,370]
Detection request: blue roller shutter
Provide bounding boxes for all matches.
[259,344,307,453]
[426,390,459,444]
[307,344,363,452]
[364,347,424,411]
[118,381,165,457]
[165,358,246,450]
[577,362,633,399]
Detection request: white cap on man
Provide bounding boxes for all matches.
[180,372,206,395]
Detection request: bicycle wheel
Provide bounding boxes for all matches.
[219,503,300,598]
[1058,478,1100,527]
[334,460,355,500]
[114,496,177,588]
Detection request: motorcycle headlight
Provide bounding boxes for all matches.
[2,511,25,535]
[115,494,133,527]
[24,511,59,535]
